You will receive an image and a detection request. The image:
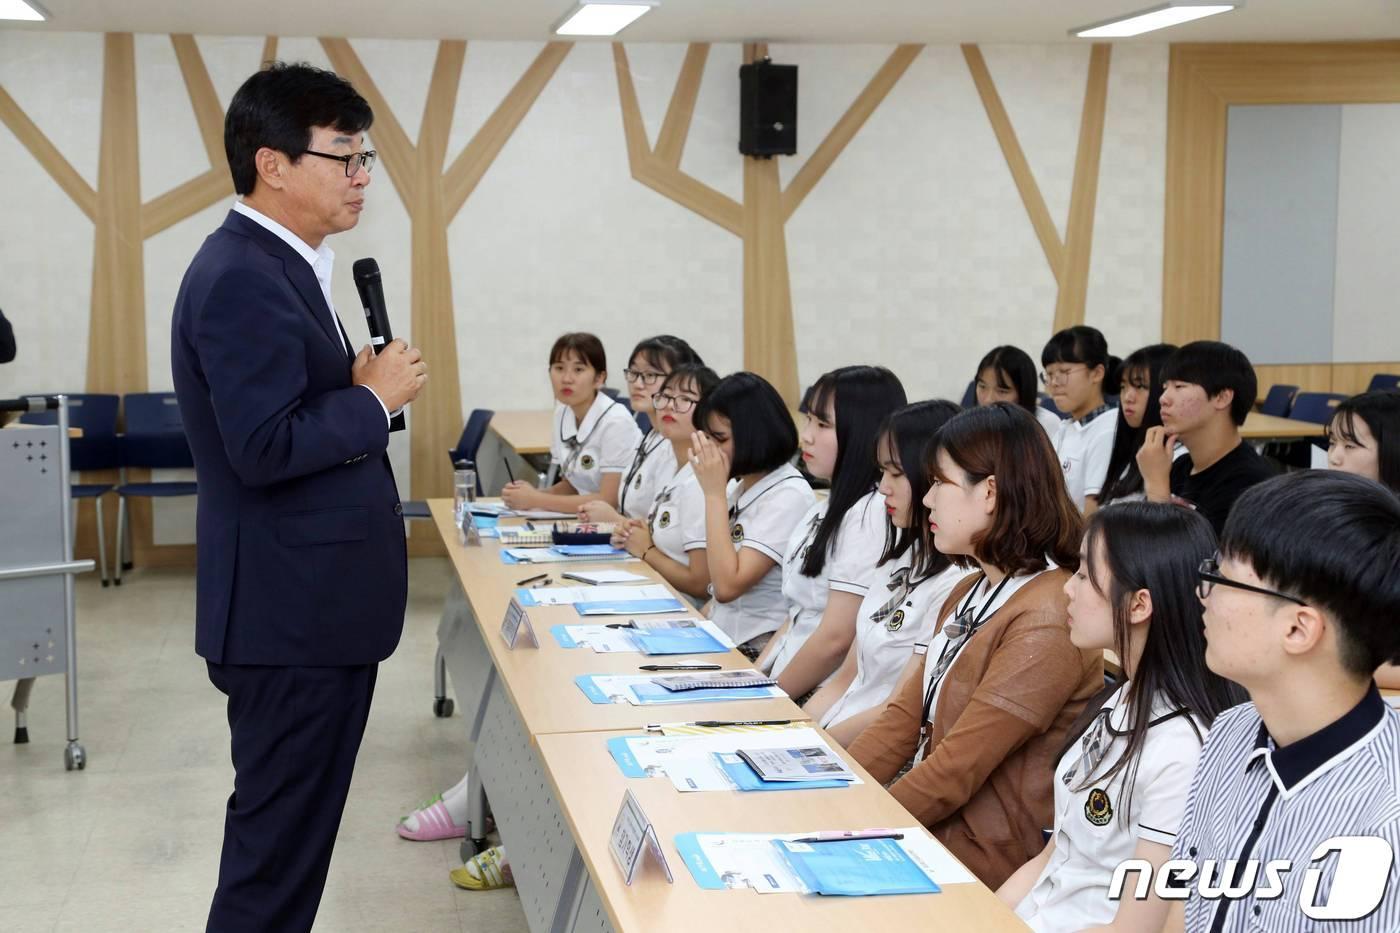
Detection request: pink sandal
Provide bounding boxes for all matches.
[396,796,467,842]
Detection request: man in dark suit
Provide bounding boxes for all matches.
[170,63,427,932]
[0,306,15,363]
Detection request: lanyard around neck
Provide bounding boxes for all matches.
[619,431,665,511]
[918,573,1014,732]
[560,398,624,474]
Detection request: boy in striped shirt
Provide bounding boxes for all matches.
[1163,471,1400,932]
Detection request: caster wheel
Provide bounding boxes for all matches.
[433,697,454,718]
[121,561,133,571]
[14,726,29,744]
[64,742,86,771]
[101,579,110,588]
[461,837,488,861]
[113,579,122,587]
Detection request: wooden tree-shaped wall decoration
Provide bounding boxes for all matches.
[0,33,277,564]
[320,38,571,550]
[961,43,1112,332]
[613,42,923,407]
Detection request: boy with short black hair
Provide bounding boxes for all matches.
[1138,340,1275,534]
[1162,470,1400,932]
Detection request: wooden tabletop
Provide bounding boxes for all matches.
[1240,411,1326,441]
[534,728,1028,933]
[429,500,808,735]
[489,410,554,456]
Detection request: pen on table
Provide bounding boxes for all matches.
[791,831,905,845]
[638,664,723,672]
[525,521,536,531]
[692,719,793,728]
[606,621,638,629]
[503,457,516,484]
[516,573,548,587]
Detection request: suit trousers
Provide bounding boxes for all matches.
[205,661,378,933]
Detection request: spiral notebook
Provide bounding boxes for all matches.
[651,670,778,692]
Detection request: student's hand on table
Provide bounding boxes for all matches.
[578,501,622,524]
[500,481,537,510]
[610,519,640,549]
[618,521,654,560]
[689,431,731,498]
[1135,426,1177,501]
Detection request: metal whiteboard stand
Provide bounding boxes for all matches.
[1,396,95,770]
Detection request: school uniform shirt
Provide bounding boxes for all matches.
[617,431,676,520]
[767,491,888,680]
[1052,405,1118,508]
[819,560,969,730]
[1036,406,1064,437]
[847,571,1103,888]
[707,463,816,647]
[1015,685,1207,933]
[1169,687,1400,933]
[1169,441,1277,536]
[549,394,642,495]
[646,461,705,566]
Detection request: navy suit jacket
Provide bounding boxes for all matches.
[171,210,407,666]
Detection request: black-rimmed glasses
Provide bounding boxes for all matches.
[1196,555,1306,605]
[623,369,666,386]
[302,148,377,177]
[652,392,697,414]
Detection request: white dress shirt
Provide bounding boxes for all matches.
[232,200,391,426]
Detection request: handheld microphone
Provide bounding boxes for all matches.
[352,258,393,354]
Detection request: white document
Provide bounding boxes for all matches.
[618,727,852,790]
[528,584,673,606]
[690,826,974,893]
[561,618,733,654]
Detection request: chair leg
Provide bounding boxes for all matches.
[119,471,133,571]
[114,497,126,586]
[95,496,110,587]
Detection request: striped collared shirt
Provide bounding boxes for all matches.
[1170,686,1400,932]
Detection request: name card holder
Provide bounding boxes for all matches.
[499,597,538,649]
[609,789,673,885]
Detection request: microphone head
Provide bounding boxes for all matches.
[352,257,381,284]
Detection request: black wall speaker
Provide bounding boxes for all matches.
[739,59,797,157]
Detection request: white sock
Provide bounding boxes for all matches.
[401,770,471,831]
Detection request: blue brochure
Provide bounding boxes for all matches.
[574,598,685,616]
[627,683,780,704]
[551,625,579,648]
[628,626,728,655]
[713,754,850,792]
[607,736,647,777]
[773,837,940,896]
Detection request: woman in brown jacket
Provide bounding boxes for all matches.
[847,403,1103,888]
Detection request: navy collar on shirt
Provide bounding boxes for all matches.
[1073,403,1114,426]
[1247,685,1387,791]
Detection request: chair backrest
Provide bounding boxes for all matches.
[121,392,194,469]
[1287,392,1347,425]
[635,411,652,435]
[1367,373,1400,393]
[18,393,121,472]
[959,379,977,409]
[1038,393,1065,417]
[604,389,633,414]
[447,409,495,466]
[1259,384,1298,418]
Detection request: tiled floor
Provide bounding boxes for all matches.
[1,558,529,933]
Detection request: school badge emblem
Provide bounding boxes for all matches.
[886,609,905,632]
[731,523,744,543]
[581,454,595,470]
[658,511,672,529]
[1085,788,1113,826]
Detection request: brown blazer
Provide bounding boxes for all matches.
[847,569,1102,889]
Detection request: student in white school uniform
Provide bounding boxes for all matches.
[973,344,1064,437]
[998,502,1245,933]
[580,335,702,524]
[689,372,816,660]
[756,366,907,697]
[1041,326,1120,514]
[1096,344,1180,508]
[501,332,640,514]
[807,400,970,746]
[613,365,720,601]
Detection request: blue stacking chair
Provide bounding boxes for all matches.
[959,379,977,409]
[446,409,495,496]
[1038,393,1066,418]
[1259,384,1298,418]
[602,386,633,413]
[635,411,652,435]
[115,393,197,585]
[1287,392,1346,425]
[19,393,121,586]
[1367,373,1400,393]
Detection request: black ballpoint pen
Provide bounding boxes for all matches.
[639,664,722,672]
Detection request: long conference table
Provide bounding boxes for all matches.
[429,499,1028,933]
